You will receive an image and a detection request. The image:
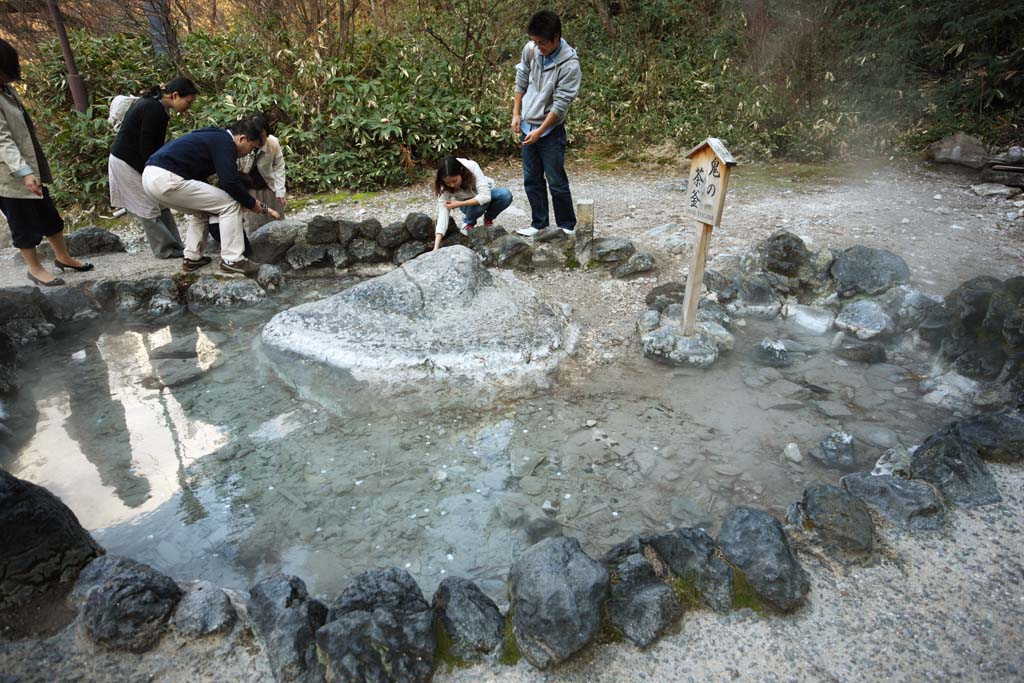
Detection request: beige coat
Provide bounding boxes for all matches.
[237,134,285,198]
[0,85,52,200]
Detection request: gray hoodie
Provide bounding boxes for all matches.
[514,39,581,128]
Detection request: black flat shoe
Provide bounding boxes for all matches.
[54,259,94,272]
[27,272,65,287]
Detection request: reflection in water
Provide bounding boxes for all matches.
[10,324,228,530]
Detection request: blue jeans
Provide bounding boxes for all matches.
[460,187,513,225]
[522,124,576,231]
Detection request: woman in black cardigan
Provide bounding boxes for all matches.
[108,76,198,258]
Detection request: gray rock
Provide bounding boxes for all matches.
[835,300,895,340]
[0,286,56,345]
[613,252,656,278]
[508,536,609,669]
[929,131,988,169]
[0,331,17,393]
[336,219,358,246]
[467,225,508,253]
[943,410,1024,463]
[262,247,574,416]
[642,326,719,368]
[432,576,504,660]
[256,264,285,292]
[793,485,874,552]
[285,243,330,270]
[378,220,411,249]
[40,287,99,322]
[305,215,339,244]
[644,282,687,312]
[356,218,383,241]
[717,507,810,612]
[724,275,782,318]
[171,580,237,638]
[534,226,568,243]
[754,338,791,367]
[319,567,435,683]
[187,277,266,308]
[250,219,306,264]
[394,241,430,265]
[531,243,569,269]
[882,286,946,330]
[809,431,859,471]
[98,277,181,315]
[249,574,328,683]
[643,527,733,612]
[982,276,1024,333]
[0,470,102,610]
[910,433,1001,507]
[327,245,351,269]
[65,226,125,256]
[872,446,913,477]
[605,554,682,649]
[952,345,1006,380]
[79,556,183,653]
[697,299,732,329]
[830,246,911,297]
[486,235,533,270]
[638,309,661,333]
[761,231,810,276]
[948,275,1003,329]
[645,222,692,255]
[404,212,435,241]
[348,237,392,263]
[841,472,946,531]
[786,304,834,335]
[591,237,636,263]
[835,339,887,363]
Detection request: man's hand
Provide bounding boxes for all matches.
[522,129,543,146]
[510,113,521,134]
[23,174,42,197]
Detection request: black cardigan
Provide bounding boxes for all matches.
[110,96,169,173]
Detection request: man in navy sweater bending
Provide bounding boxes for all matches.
[142,119,279,276]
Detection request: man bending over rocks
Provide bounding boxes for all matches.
[142,118,280,277]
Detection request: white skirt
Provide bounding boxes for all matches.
[109,154,162,219]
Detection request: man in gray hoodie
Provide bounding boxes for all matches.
[511,10,582,237]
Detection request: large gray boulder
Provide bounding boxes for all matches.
[929,132,988,169]
[943,410,1024,463]
[830,246,911,297]
[432,576,504,661]
[841,472,946,531]
[262,246,575,416]
[318,567,435,683]
[910,433,1001,507]
[78,556,183,653]
[508,536,609,669]
[249,573,328,683]
[0,470,103,610]
[717,507,810,612]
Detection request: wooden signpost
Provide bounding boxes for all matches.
[680,138,736,336]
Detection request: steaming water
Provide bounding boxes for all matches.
[4,281,956,604]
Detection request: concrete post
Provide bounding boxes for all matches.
[575,200,594,265]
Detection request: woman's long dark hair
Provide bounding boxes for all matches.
[433,156,475,197]
[142,76,198,99]
[0,39,21,81]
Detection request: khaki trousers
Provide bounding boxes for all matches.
[142,166,248,262]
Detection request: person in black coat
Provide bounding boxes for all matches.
[108,76,198,258]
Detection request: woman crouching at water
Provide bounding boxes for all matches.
[432,156,512,251]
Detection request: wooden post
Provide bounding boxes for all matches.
[679,138,736,335]
[575,199,594,265]
[681,223,713,336]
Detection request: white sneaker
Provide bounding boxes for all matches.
[459,223,474,237]
[516,227,540,237]
[561,228,576,236]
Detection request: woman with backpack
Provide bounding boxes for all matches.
[108,76,198,258]
[0,39,91,286]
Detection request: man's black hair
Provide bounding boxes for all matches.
[527,10,561,41]
[229,118,263,141]
[0,39,22,81]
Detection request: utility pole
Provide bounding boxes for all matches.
[45,0,88,112]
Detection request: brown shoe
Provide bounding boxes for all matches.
[219,258,261,277]
[182,256,212,272]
